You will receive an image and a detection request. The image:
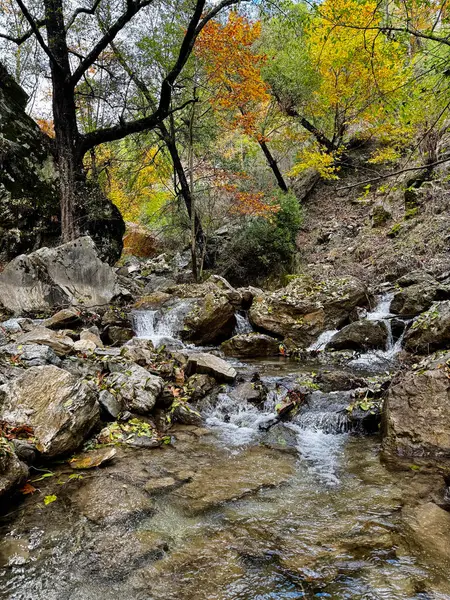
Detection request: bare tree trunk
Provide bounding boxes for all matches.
[188,100,198,281]
[44,0,82,242]
[258,139,288,192]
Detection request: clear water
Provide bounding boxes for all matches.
[1,303,449,600]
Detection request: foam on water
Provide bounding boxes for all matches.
[233,312,253,335]
[132,300,193,347]
[307,329,339,351]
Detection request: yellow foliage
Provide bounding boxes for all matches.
[289,145,341,180]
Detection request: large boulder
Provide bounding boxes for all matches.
[221,333,280,358]
[402,502,450,567]
[185,353,237,383]
[0,366,100,457]
[404,301,450,354]
[326,320,389,351]
[0,343,61,367]
[105,363,164,414]
[0,63,124,264]
[182,294,236,345]
[383,353,450,456]
[0,441,28,498]
[390,272,450,317]
[16,326,74,356]
[249,275,367,347]
[0,236,119,314]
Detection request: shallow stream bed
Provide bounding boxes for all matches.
[1,355,450,600]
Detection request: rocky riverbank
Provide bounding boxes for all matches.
[1,236,450,597]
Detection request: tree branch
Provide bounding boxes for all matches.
[66,0,102,31]
[336,156,450,190]
[13,0,58,65]
[70,0,154,87]
[0,18,46,45]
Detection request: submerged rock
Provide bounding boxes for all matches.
[0,365,100,457]
[404,301,450,354]
[221,333,280,358]
[326,320,389,351]
[0,237,119,314]
[249,275,367,347]
[71,476,154,524]
[383,352,450,456]
[402,502,450,567]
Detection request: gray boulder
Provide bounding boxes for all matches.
[326,320,389,351]
[0,442,28,498]
[0,365,100,457]
[221,333,280,358]
[383,352,450,456]
[402,502,450,567]
[185,353,237,383]
[182,294,236,345]
[42,308,81,330]
[404,301,450,354]
[105,363,163,414]
[249,275,367,347]
[16,326,74,356]
[390,271,450,317]
[0,343,61,367]
[0,237,119,314]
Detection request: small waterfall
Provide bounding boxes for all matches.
[307,329,339,351]
[349,292,404,369]
[132,300,193,347]
[233,311,253,335]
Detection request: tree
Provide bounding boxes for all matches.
[0,0,246,241]
[196,12,289,192]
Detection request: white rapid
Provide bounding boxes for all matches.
[307,329,339,351]
[349,292,407,369]
[132,300,193,347]
[233,311,253,335]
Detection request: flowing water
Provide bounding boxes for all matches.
[1,300,449,599]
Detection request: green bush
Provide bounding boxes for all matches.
[221,190,303,285]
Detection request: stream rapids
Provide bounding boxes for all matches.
[1,296,449,600]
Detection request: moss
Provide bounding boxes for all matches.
[387,222,402,238]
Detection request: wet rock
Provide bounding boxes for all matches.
[221,333,280,358]
[326,320,389,351]
[0,537,30,567]
[185,352,237,383]
[144,477,178,494]
[120,338,156,367]
[0,343,61,367]
[182,294,236,345]
[172,446,295,514]
[171,401,202,426]
[186,374,217,402]
[10,439,37,464]
[103,325,134,346]
[98,389,121,419]
[16,326,74,356]
[42,309,81,330]
[249,275,367,347]
[71,476,154,524]
[404,301,450,354]
[69,447,117,470]
[314,370,367,392]
[0,237,119,313]
[402,502,450,567]
[0,365,100,457]
[81,526,168,580]
[391,317,407,341]
[0,442,28,498]
[105,363,163,414]
[231,380,267,405]
[383,352,450,456]
[390,272,450,317]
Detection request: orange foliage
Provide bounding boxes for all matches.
[36,118,55,138]
[196,13,270,139]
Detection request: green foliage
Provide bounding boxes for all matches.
[221,190,303,284]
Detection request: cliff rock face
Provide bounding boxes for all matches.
[0,63,124,264]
